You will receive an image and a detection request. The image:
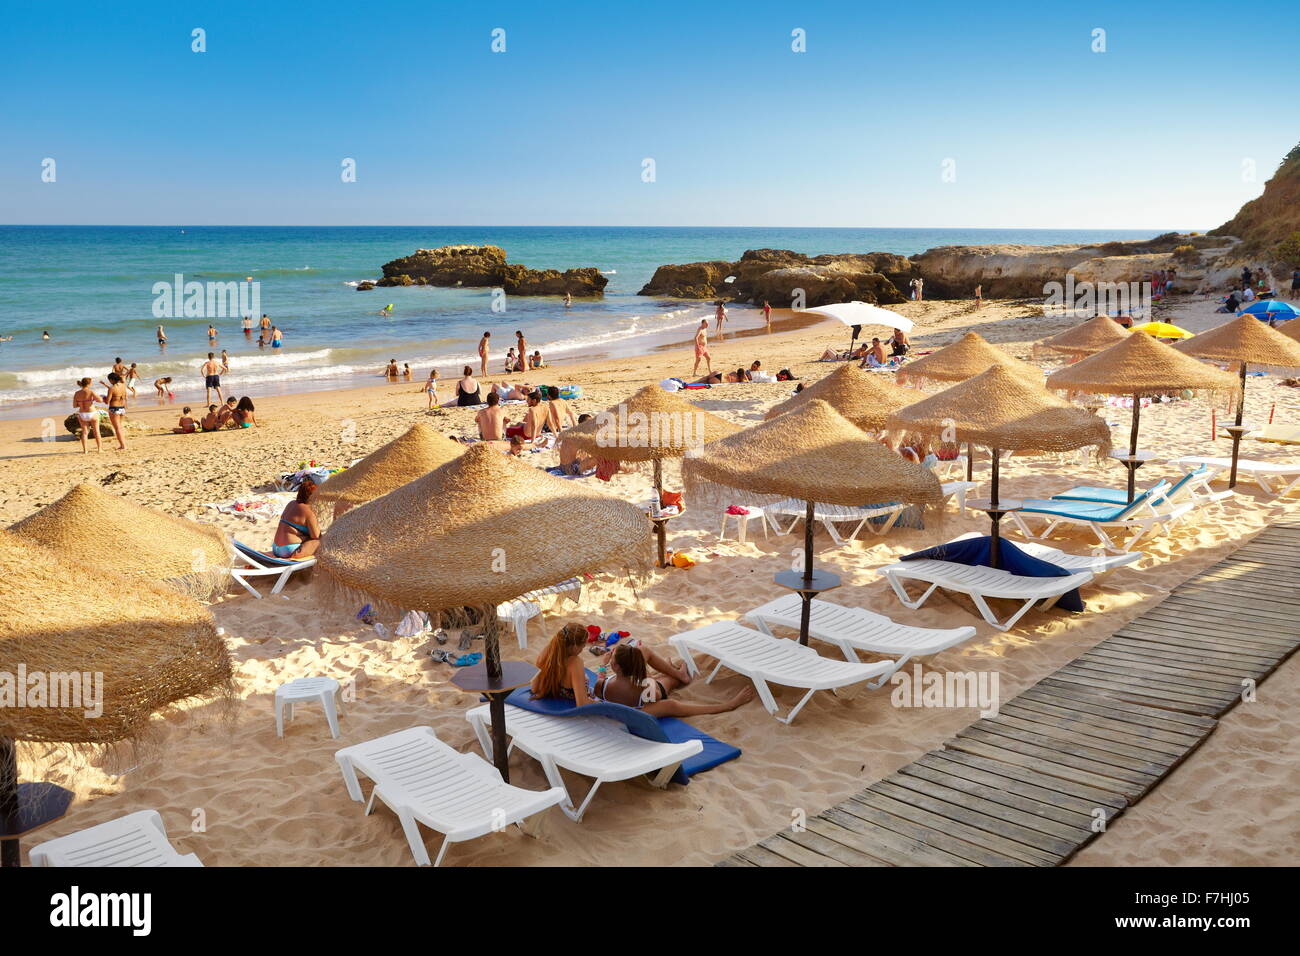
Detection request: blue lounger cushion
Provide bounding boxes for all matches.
[902,534,1085,612]
[1052,469,1201,506]
[504,673,740,785]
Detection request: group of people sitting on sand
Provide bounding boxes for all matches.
[172,396,257,433]
[820,327,910,366]
[474,384,577,443]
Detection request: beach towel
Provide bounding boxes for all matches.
[902,534,1084,612]
[504,673,741,784]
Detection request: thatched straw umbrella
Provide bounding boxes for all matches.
[1279,319,1300,344]
[684,399,943,646]
[317,444,651,779]
[1174,315,1300,487]
[763,363,922,431]
[1034,315,1132,360]
[9,483,231,601]
[898,331,1044,480]
[887,366,1111,565]
[312,423,464,520]
[1047,333,1238,501]
[558,385,740,566]
[0,531,233,866]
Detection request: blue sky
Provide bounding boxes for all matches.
[1,0,1296,229]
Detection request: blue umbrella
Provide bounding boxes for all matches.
[1240,299,1298,322]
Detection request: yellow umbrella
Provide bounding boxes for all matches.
[1131,321,1194,340]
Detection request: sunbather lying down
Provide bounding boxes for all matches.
[531,623,754,717]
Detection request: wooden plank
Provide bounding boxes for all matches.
[994,704,1189,760]
[755,832,844,867]
[892,764,1093,844]
[763,830,856,867]
[818,805,977,867]
[827,799,1024,867]
[1123,607,1297,644]
[1116,616,1292,652]
[798,817,894,866]
[1027,680,1217,731]
[732,844,799,867]
[1082,645,1253,683]
[967,719,1169,778]
[851,788,1054,866]
[1062,656,1244,695]
[924,750,1126,813]
[870,778,1077,861]
[1045,669,1224,716]
[949,727,1157,798]
[1103,635,1279,672]
[1002,698,1200,754]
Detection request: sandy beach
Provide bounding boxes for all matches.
[6,294,1299,867]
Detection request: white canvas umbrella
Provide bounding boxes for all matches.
[799,301,913,352]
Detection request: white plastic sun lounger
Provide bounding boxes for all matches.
[878,560,1094,632]
[945,532,1142,575]
[28,810,202,867]
[465,704,702,822]
[335,726,565,867]
[764,498,914,545]
[668,621,891,724]
[1170,455,1300,498]
[1007,481,1193,553]
[745,593,976,682]
[229,541,317,597]
[496,576,585,649]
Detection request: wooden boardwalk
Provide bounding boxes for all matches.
[721,523,1300,867]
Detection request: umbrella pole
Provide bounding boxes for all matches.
[1126,393,1141,504]
[653,458,667,567]
[480,606,511,783]
[800,499,815,646]
[966,442,973,482]
[1229,363,1247,489]
[1,737,18,868]
[989,451,1001,570]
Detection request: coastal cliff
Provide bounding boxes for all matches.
[1210,143,1300,256]
[374,244,607,296]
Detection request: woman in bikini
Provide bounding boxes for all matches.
[233,396,256,427]
[530,624,753,716]
[72,377,102,454]
[594,642,753,717]
[101,372,129,451]
[271,478,321,559]
[455,366,482,407]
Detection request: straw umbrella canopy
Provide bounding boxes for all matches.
[8,483,230,600]
[899,331,1043,387]
[684,399,944,645]
[1034,315,1132,359]
[558,385,741,566]
[897,331,1043,481]
[0,530,233,866]
[1281,318,1300,344]
[887,365,1112,564]
[318,444,651,779]
[312,423,464,520]
[1174,315,1300,486]
[1047,333,1239,501]
[763,363,922,431]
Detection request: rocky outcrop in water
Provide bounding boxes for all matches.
[377,244,607,296]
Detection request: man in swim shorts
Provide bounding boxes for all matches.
[200,352,223,404]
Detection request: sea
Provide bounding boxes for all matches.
[0,226,1164,419]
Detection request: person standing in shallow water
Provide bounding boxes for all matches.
[478,331,490,376]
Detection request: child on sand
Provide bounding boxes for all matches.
[233,396,257,428]
[422,368,439,409]
[200,405,221,432]
[173,407,198,433]
[154,376,174,398]
[72,378,102,454]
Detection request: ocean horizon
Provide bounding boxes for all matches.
[0,225,1167,417]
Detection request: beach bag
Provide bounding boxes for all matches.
[560,385,581,399]
[660,490,683,510]
[670,550,696,569]
[395,610,428,638]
